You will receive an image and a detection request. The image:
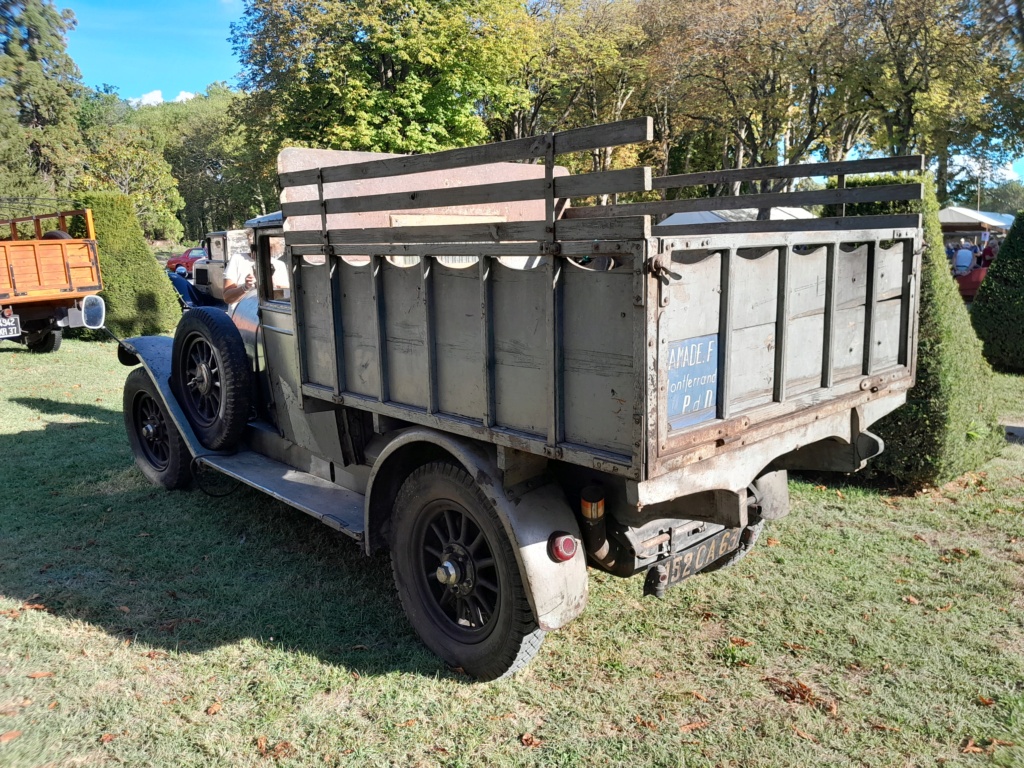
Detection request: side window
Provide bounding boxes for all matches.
[258,234,290,303]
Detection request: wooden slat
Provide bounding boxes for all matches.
[286,215,650,246]
[564,184,923,220]
[652,155,925,190]
[653,214,922,237]
[555,167,651,198]
[280,118,654,188]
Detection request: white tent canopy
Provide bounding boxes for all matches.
[657,206,815,227]
[938,206,1013,231]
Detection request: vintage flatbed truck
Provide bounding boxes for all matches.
[0,209,105,352]
[117,118,924,679]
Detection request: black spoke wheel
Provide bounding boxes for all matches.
[123,368,190,489]
[391,462,544,680]
[170,308,251,451]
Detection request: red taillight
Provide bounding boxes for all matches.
[548,533,578,562]
[1,307,10,318]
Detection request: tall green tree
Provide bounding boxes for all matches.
[231,0,533,154]
[0,0,83,197]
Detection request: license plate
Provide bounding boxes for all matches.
[662,527,742,587]
[0,314,21,339]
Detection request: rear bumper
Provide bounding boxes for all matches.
[630,383,909,507]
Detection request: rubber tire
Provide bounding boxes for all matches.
[170,307,251,451]
[123,368,191,490]
[27,328,62,353]
[390,462,545,680]
[41,230,72,240]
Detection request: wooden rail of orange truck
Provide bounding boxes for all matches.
[0,209,103,353]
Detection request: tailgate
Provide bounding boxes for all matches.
[648,224,921,479]
[0,239,102,302]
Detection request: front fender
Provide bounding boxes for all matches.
[116,335,222,460]
[365,428,589,631]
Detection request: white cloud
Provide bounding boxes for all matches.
[127,90,197,107]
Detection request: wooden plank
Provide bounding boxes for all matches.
[555,167,652,198]
[287,215,651,246]
[653,214,922,237]
[652,155,925,190]
[282,177,546,218]
[279,118,653,188]
[554,216,650,241]
[285,221,548,246]
[564,185,923,221]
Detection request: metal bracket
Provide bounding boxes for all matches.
[647,253,673,307]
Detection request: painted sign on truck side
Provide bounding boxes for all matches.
[666,333,718,430]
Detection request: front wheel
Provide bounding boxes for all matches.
[390,462,544,680]
[123,368,191,489]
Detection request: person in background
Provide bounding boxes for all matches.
[980,239,995,268]
[168,265,225,309]
[954,240,975,275]
[223,247,256,308]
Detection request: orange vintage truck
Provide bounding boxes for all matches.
[0,209,106,352]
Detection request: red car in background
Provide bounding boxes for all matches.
[165,246,208,277]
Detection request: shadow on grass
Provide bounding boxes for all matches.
[1,397,457,681]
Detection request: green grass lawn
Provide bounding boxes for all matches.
[1,339,1022,767]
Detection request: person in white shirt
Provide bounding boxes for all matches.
[954,243,975,275]
[223,251,255,308]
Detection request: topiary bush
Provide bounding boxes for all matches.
[970,211,1024,371]
[74,191,181,338]
[827,174,1003,486]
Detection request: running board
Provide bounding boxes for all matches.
[199,451,365,541]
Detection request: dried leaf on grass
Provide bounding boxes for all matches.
[903,595,921,605]
[0,610,20,620]
[688,691,708,702]
[0,731,21,744]
[22,603,46,611]
[765,537,781,547]
[117,606,130,614]
[142,651,167,660]
[26,672,53,679]
[99,733,117,744]
[870,722,901,732]
[634,715,658,731]
[520,733,544,748]
[783,642,810,652]
[792,725,818,742]
[730,636,753,647]
[978,696,996,707]
[256,736,296,760]
[396,719,417,728]
[205,701,222,716]
[764,677,838,717]
[679,721,709,733]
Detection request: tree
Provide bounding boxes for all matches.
[971,212,1024,371]
[78,124,185,240]
[0,0,83,196]
[231,0,533,154]
[980,180,1024,214]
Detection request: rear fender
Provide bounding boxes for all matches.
[365,428,589,631]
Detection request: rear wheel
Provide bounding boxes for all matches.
[26,328,61,353]
[390,462,544,680]
[123,368,191,489]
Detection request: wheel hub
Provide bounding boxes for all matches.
[435,544,476,596]
[142,423,157,442]
[191,362,212,395]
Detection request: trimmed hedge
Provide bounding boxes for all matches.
[970,211,1024,371]
[827,175,1003,486]
[74,191,181,338]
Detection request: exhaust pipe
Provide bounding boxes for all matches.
[580,485,631,576]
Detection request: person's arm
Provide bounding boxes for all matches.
[223,273,254,305]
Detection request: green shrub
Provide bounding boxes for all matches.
[826,174,1003,486]
[74,191,180,338]
[970,212,1024,371]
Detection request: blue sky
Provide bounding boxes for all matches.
[66,0,243,104]
[58,1,1024,185]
